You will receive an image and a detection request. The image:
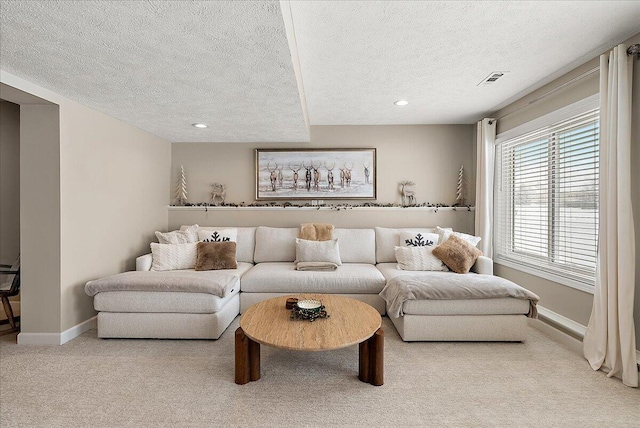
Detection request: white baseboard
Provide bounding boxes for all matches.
[531,305,640,367]
[17,316,96,345]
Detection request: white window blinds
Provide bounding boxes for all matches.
[495,108,599,287]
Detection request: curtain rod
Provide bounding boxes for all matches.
[491,66,599,124]
[491,44,640,124]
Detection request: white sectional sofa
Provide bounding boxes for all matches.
[87,225,537,342]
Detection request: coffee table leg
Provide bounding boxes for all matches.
[370,328,384,386]
[249,338,261,381]
[358,339,370,383]
[235,327,250,384]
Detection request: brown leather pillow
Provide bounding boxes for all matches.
[195,241,237,271]
[432,234,482,274]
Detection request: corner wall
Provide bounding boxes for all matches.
[1,73,171,337]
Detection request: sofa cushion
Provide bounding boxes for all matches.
[433,235,482,274]
[254,227,298,262]
[197,228,237,243]
[156,224,199,244]
[241,262,386,294]
[333,228,376,264]
[295,238,342,265]
[150,242,197,271]
[195,241,237,271]
[375,263,529,316]
[94,287,240,314]
[394,245,448,271]
[375,227,438,263]
[183,226,256,263]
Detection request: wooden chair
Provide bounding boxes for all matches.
[0,255,20,335]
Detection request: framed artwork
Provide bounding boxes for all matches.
[255,148,376,200]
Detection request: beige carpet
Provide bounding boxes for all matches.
[1,317,638,428]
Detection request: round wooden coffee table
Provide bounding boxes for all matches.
[235,294,383,386]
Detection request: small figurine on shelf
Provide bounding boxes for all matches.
[455,165,465,206]
[399,181,416,206]
[175,165,188,206]
[210,183,226,206]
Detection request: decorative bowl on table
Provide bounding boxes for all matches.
[291,299,329,322]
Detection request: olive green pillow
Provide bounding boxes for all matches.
[195,241,237,271]
[432,234,482,274]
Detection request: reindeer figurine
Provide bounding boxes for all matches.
[400,181,416,206]
[210,183,226,206]
[267,162,278,192]
[325,162,335,190]
[289,164,301,190]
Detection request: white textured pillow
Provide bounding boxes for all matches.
[295,238,342,265]
[155,224,199,244]
[150,243,197,271]
[394,245,448,271]
[198,228,237,243]
[399,231,440,247]
[436,226,481,247]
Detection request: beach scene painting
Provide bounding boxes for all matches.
[255,148,376,200]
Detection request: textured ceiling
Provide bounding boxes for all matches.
[1,1,640,142]
[289,0,640,124]
[0,1,308,142]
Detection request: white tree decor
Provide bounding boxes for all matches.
[175,165,188,205]
[455,165,464,206]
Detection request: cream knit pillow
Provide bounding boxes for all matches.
[394,245,448,271]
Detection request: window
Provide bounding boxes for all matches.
[495,106,599,291]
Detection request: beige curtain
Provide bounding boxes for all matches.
[583,44,637,387]
[475,118,496,258]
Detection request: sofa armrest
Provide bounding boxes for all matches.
[136,253,153,271]
[471,255,493,275]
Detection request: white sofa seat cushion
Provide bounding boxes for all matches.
[241,262,386,294]
[94,287,240,314]
[376,263,529,316]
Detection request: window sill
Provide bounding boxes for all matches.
[494,258,595,295]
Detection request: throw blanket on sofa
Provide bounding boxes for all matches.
[380,272,539,318]
[296,261,338,272]
[85,270,237,298]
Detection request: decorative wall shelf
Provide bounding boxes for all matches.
[167,205,475,212]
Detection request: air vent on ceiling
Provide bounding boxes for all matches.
[478,71,508,86]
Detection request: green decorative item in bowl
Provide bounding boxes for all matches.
[291,299,329,322]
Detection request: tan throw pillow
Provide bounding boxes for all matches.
[432,235,482,274]
[195,242,237,271]
[299,223,334,241]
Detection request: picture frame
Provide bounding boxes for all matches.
[255,148,376,200]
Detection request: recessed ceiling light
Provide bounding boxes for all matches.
[192,123,208,128]
[394,100,409,106]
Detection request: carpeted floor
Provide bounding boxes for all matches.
[1,317,638,427]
